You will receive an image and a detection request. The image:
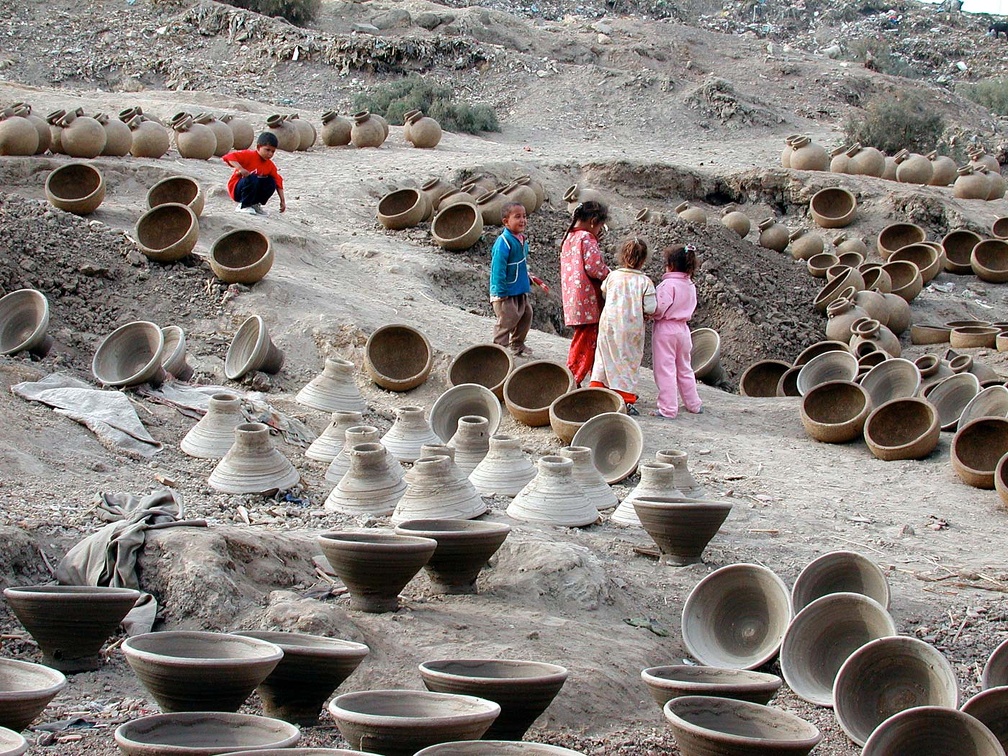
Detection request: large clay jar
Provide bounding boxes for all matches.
[859,263,891,293]
[513,174,545,211]
[420,177,454,212]
[350,110,386,148]
[507,455,599,528]
[559,445,618,511]
[970,147,1001,174]
[850,318,901,358]
[789,228,823,261]
[391,454,487,524]
[287,113,315,151]
[502,180,537,215]
[468,434,536,497]
[439,188,478,211]
[951,417,1008,488]
[476,190,509,227]
[954,166,990,200]
[173,115,216,160]
[0,108,39,156]
[59,109,105,158]
[181,393,245,459]
[721,209,750,237]
[927,151,957,186]
[208,422,300,495]
[407,112,442,149]
[128,116,170,158]
[894,149,933,185]
[11,103,50,154]
[788,135,829,171]
[757,217,789,252]
[829,145,850,174]
[447,415,491,476]
[195,113,233,156]
[324,442,408,516]
[982,165,1006,200]
[265,114,299,152]
[221,114,254,150]
[296,357,366,415]
[320,111,352,146]
[847,144,885,177]
[46,109,66,154]
[825,299,868,342]
[675,201,707,225]
[780,134,801,167]
[432,203,483,251]
[381,406,441,464]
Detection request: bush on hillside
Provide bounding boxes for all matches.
[844,92,945,154]
[353,76,500,134]
[222,0,319,26]
[959,78,1008,116]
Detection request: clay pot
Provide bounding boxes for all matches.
[225,315,284,380]
[418,659,565,741]
[432,203,484,251]
[133,202,199,262]
[781,134,801,167]
[859,263,891,293]
[405,113,442,149]
[788,228,823,261]
[720,210,750,237]
[793,340,850,366]
[446,415,491,475]
[911,324,952,345]
[928,372,981,431]
[502,180,537,215]
[0,109,39,156]
[738,360,790,397]
[439,188,479,210]
[796,350,858,396]
[633,496,732,565]
[862,706,1003,756]
[681,564,792,669]
[558,445,618,510]
[319,111,353,147]
[395,519,510,594]
[775,366,801,397]
[788,135,829,171]
[377,188,432,229]
[635,207,665,225]
[503,360,575,427]
[959,386,1008,432]
[128,116,170,158]
[44,162,105,215]
[173,115,216,159]
[425,386,500,449]
[890,242,942,284]
[265,114,299,152]
[476,190,509,227]
[656,448,704,497]
[675,201,707,225]
[757,217,789,252]
[0,289,53,358]
[972,239,1008,283]
[208,422,299,495]
[45,109,66,153]
[806,253,838,278]
[809,187,856,228]
[147,176,204,217]
[514,175,546,211]
[951,417,1008,488]
[850,289,889,327]
[877,222,925,260]
[955,166,990,200]
[420,177,454,212]
[189,113,232,156]
[951,326,999,349]
[325,426,381,484]
[834,636,959,747]
[859,358,920,407]
[928,151,958,185]
[982,165,1007,200]
[881,260,923,303]
[448,344,513,400]
[364,324,432,391]
[611,462,680,527]
[994,217,1008,240]
[93,112,131,156]
[691,328,727,385]
[547,387,623,444]
[160,325,193,381]
[779,592,896,706]
[328,689,499,756]
[792,550,890,614]
[208,228,273,284]
[121,631,283,713]
[296,357,366,414]
[114,712,300,756]
[812,267,863,314]
[180,393,245,459]
[0,658,66,731]
[641,666,781,710]
[12,104,50,155]
[829,144,849,173]
[325,442,408,516]
[864,397,941,460]
[895,149,933,185]
[961,688,1008,753]
[3,585,141,673]
[881,293,911,335]
[58,110,105,158]
[468,434,536,497]
[221,113,254,150]
[800,380,871,444]
[306,410,364,464]
[571,412,643,485]
[92,320,165,387]
[507,455,599,527]
[942,229,982,274]
[286,113,315,151]
[824,299,866,343]
[848,144,886,177]
[850,318,901,358]
[970,147,1002,174]
[232,631,369,726]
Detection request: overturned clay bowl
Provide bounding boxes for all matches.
[633,496,732,565]
[809,187,856,228]
[951,417,1008,489]
[232,631,369,726]
[133,202,199,262]
[121,630,283,713]
[864,398,941,461]
[394,519,511,594]
[328,689,500,756]
[571,411,643,484]
[364,323,433,392]
[796,350,858,396]
[962,686,1008,752]
[641,666,782,709]
[92,320,165,387]
[44,162,105,214]
[415,742,584,755]
[114,711,300,756]
[791,550,890,613]
[739,360,791,398]
[0,288,52,358]
[448,343,513,399]
[146,175,204,216]
[430,382,502,443]
[503,360,575,427]
[432,203,484,251]
[681,563,793,670]
[209,229,274,285]
[0,657,66,731]
[549,387,625,444]
[419,659,568,741]
[3,585,140,673]
[0,728,25,756]
[663,695,822,756]
[799,380,871,444]
[943,229,983,274]
[877,222,926,260]
[862,706,1004,756]
[972,239,1008,283]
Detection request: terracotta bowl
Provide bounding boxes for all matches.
[503,361,575,427]
[232,631,369,726]
[796,350,858,396]
[972,239,1008,283]
[432,203,484,251]
[114,712,300,756]
[951,417,1008,489]
[951,325,1000,350]
[998,453,1008,509]
[792,340,850,367]
[633,496,732,565]
[881,260,923,303]
[910,323,952,345]
[962,687,1008,753]
[837,250,866,268]
[92,320,166,387]
[394,519,511,594]
[812,267,863,314]
[548,387,625,444]
[739,360,790,398]
[681,564,793,670]
[364,324,433,392]
[834,636,959,747]
[859,358,921,407]
[640,666,782,708]
[377,188,431,230]
[44,162,105,214]
[877,222,926,260]
[890,242,941,283]
[224,315,284,380]
[3,585,140,673]
[943,229,983,274]
[146,176,204,216]
[209,230,274,285]
[0,288,52,358]
[160,325,193,381]
[0,728,25,756]
[807,252,839,278]
[430,383,502,443]
[328,689,500,756]
[809,187,856,228]
[862,706,1003,756]
[799,380,871,444]
[859,263,891,293]
[571,411,643,484]
[858,350,888,370]
[415,743,584,755]
[791,550,890,612]
[928,372,981,431]
[663,695,821,756]
[983,637,1008,689]
[419,659,567,740]
[776,366,801,397]
[864,397,941,461]
[447,344,513,399]
[134,202,199,262]
[691,328,726,384]
[0,657,66,731]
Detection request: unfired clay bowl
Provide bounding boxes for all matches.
[0,657,66,731]
[739,360,791,398]
[415,743,584,755]
[640,666,782,708]
[503,360,575,427]
[394,519,511,594]
[984,636,1008,690]
[791,550,891,612]
[951,417,1008,489]
[962,687,1008,752]
[864,397,941,461]
[548,387,625,444]
[861,706,1004,756]
[447,344,513,399]
[632,496,732,565]
[114,712,300,755]
[364,324,432,391]
[571,411,643,484]
[0,727,26,756]
[799,380,871,444]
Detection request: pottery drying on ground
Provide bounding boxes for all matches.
[0,657,66,731]
[881,259,924,303]
[92,320,165,387]
[414,743,582,755]
[325,426,382,484]
[296,357,366,415]
[611,461,681,527]
[776,366,802,397]
[807,252,838,278]
[209,229,274,285]
[325,442,407,516]
[133,202,199,262]
[0,289,52,358]
[420,177,454,211]
[812,267,863,314]
[985,637,1008,690]
[633,496,732,565]
[793,340,850,367]
[721,211,750,237]
[381,406,441,464]
[320,111,353,147]
[951,326,1000,349]
[503,360,575,427]
[656,449,704,498]
[877,222,926,259]
[850,318,901,358]
[862,706,1004,756]
[306,411,364,464]
[788,228,823,261]
[448,344,513,399]
[796,350,858,396]
[859,358,920,407]
[317,531,437,613]
[0,109,39,156]
[406,113,442,148]
[559,445,618,510]
[911,323,952,345]
[128,116,170,159]
[395,519,511,594]
[757,217,789,252]
[448,415,492,475]
[181,393,245,459]
[571,412,643,485]
[113,712,300,756]
[468,434,536,497]
[174,115,216,159]
[225,315,284,380]
[799,380,871,444]
[943,229,983,274]
[951,417,1008,489]
[962,688,1008,754]
[430,383,502,444]
[549,387,625,444]
[864,397,941,461]
[958,386,1008,432]
[972,239,1008,283]
[640,666,781,709]
[432,203,484,251]
[809,187,856,228]
[0,728,25,756]
[364,324,432,391]
[3,585,140,673]
[208,422,299,495]
[45,162,105,215]
[792,550,890,613]
[739,360,791,397]
[377,188,432,230]
[691,328,727,385]
[160,325,193,381]
[146,176,204,217]
[928,372,981,431]
[890,242,942,284]
[391,454,486,524]
[59,109,106,158]
[507,455,598,528]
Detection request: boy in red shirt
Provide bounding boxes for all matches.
[222,132,287,216]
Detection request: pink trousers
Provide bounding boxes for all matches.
[652,322,702,418]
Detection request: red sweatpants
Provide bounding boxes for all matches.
[567,324,598,386]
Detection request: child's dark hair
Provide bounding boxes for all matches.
[566,200,608,235]
[501,201,525,221]
[618,237,648,269]
[665,244,697,277]
[256,131,279,148]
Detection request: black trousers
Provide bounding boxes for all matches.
[235,174,276,207]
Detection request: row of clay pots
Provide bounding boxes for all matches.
[878,221,1008,282]
[320,109,442,149]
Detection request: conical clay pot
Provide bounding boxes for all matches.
[507,455,598,527]
[92,320,166,388]
[395,519,511,594]
[209,422,300,495]
[391,454,487,524]
[559,445,618,511]
[296,357,366,414]
[325,442,407,516]
[180,393,245,459]
[306,411,365,464]
[612,461,682,527]
[640,665,782,709]
[325,425,382,484]
[447,415,491,476]
[634,496,732,565]
[656,449,705,498]
[468,434,536,497]
[225,315,285,380]
[381,406,441,464]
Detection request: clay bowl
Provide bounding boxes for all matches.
[133,202,199,262]
[983,636,1008,689]
[641,666,782,708]
[859,263,891,293]
[0,288,52,357]
[160,325,193,381]
[44,162,105,214]
[972,239,1008,283]
[776,366,801,397]
[114,712,300,756]
[447,344,513,399]
[859,358,921,407]
[690,328,726,384]
[1000,332,1008,352]
[548,387,625,444]
[943,229,983,274]
[681,563,793,670]
[951,417,1008,488]
[834,636,959,747]
[571,411,643,484]
[739,360,790,398]
[858,350,888,370]
[837,250,866,268]
[431,203,484,251]
[998,453,1008,509]
[394,519,511,594]
[220,751,372,756]
[877,222,926,260]
[779,592,896,707]
[415,743,583,755]
[364,324,433,392]
[503,360,575,427]
[809,187,856,228]
[3,585,140,673]
[231,631,368,726]
[328,689,500,756]
[209,229,274,285]
[963,688,1008,753]
[791,550,890,613]
[795,350,858,396]
[792,340,850,367]
[317,531,437,612]
[994,217,1008,239]
[812,267,863,314]
[910,323,951,345]
[807,252,838,278]
[430,382,502,443]
[121,630,283,713]
[146,176,204,216]
[0,728,25,756]
[890,242,941,283]
[663,695,822,756]
[377,188,431,230]
[632,496,732,565]
[418,659,568,740]
[951,326,1000,349]
[799,380,871,444]
[0,657,66,731]
[864,398,941,461]
[959,386,1008,431]
[92,320,166,387]
[224,315,284,380]
[862,706,1004,756]
[881,259,923,302]
[928,372,981,431]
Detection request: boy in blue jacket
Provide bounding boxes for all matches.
[489,202,539,357]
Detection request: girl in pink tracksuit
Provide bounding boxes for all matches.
[652,244,703,419]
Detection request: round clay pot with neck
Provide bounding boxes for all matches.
[675,201,707,225]
[320,111,352,146]
[788,135,829,171]
[757,217,789,252]
[221,113,254,149]
[127,116,169,158]
[825,298,867,342]
[58,109,105,158]
[789,228,824,261]
[350,110,386,148]
[406,112,442,149]
[287,113,315,151]
[0,108,40,156]
[895,149,933,185]
[954,166,990,200]
[928,150,957,185]
[265,114,299,152]
[173,115,216,159]
[721,210,750,237]
[194,112,234,156]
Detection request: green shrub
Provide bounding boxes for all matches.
[845,38,918,80]
[222,0,319,26]
[844,92,945,154]
[959,78,1008,116]
[353,76,500,134]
